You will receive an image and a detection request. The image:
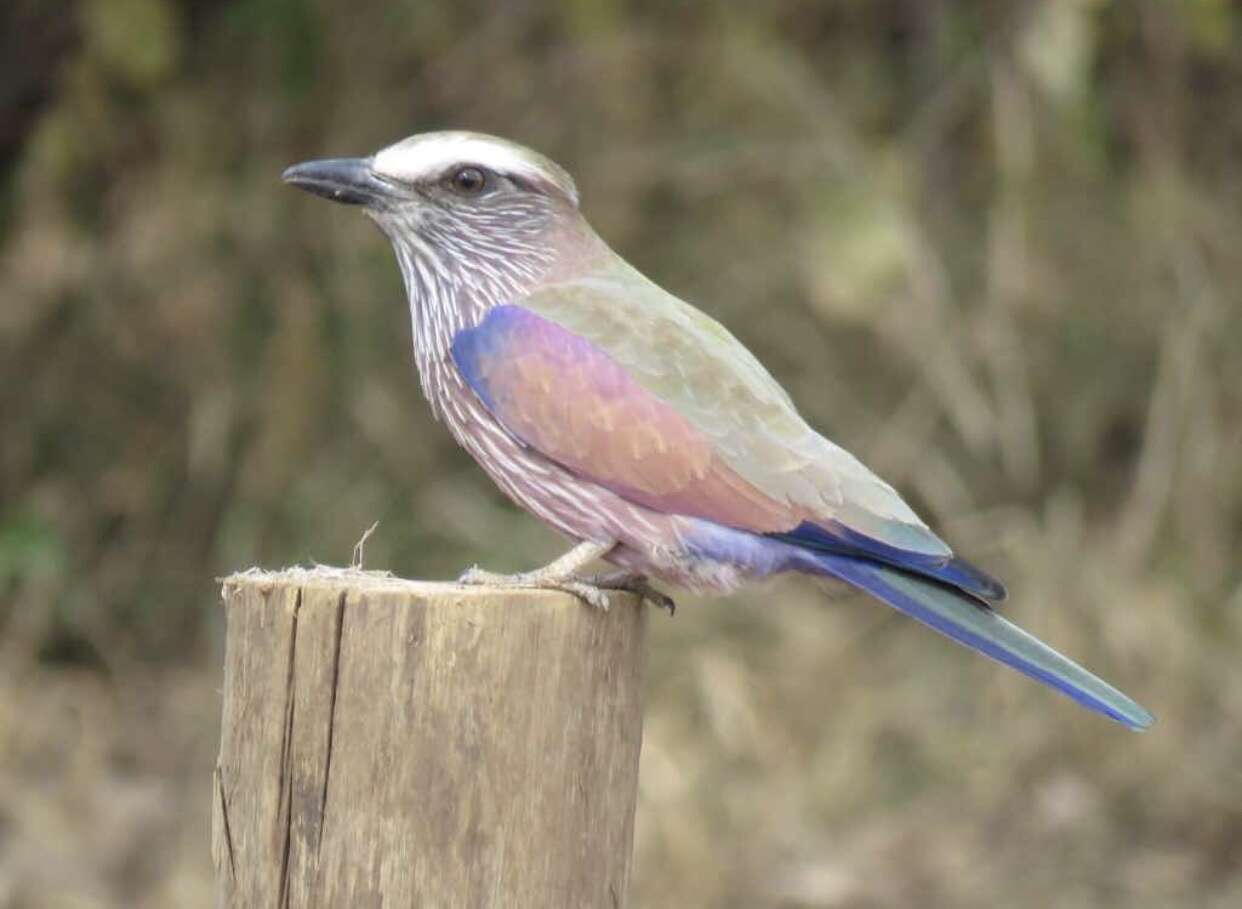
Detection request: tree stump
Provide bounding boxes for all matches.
[212,567,647,908]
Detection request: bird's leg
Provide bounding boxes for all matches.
[458,540,618,610]
[586,570,677,615]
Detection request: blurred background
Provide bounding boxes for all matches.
[2,1,1241,906]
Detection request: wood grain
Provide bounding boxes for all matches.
[213,568,647,908]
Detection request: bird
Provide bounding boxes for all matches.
[283,131,1152,730]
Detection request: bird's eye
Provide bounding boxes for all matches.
[449,166,487,195]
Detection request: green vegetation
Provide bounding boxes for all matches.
[2,1,1240,906]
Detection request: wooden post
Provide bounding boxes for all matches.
[212,567,647,908]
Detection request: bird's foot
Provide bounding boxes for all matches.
[457,565,614,611]
[456,540,621,610]
[586,571,676,616]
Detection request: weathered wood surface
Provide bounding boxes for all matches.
[212,567,647,909]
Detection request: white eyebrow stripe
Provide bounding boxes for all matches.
[371,132,578,204]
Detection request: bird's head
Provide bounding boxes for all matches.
[283,132,586,296]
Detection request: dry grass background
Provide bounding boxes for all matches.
[2,1,1241,906]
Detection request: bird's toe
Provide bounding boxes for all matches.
[588,571,676,615]
[559,580,613,611]
[457,565,497,585]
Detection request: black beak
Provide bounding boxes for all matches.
[281,157,391,206]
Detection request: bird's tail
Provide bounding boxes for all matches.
[804,552,1153,730]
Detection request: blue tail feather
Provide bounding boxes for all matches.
[805,551,1153,730]
[768,520,1008,602]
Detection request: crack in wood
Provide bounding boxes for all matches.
[215,765,237,882]
[276,587,302,909]
[316,589,347,861]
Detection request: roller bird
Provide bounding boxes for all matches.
[283,131,1152,730]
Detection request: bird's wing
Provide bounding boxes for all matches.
[451,261,970,572]
[450,302,798,532]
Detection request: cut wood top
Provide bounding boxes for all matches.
[219,564,626,604]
